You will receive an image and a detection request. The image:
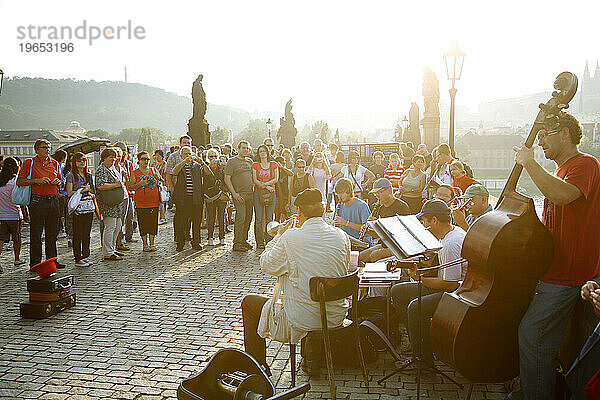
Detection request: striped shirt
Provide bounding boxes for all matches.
[384,167,405,193]
[184,165,194,195]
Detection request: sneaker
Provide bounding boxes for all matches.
[83,258,93,266]
[219,239,225,245]
[208,238,214,246]
[125,238,138,243]
[75,260,89,267]
[14,260,26,266]
[158,218,167,225]
[55,261,66,269]
[57,232,67,239]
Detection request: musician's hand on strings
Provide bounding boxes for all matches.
[581,280,600,301]
[591,289,600,313]
[513,143,535,167]
[333,216,346,227]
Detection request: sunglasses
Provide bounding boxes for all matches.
[537,129,560,142]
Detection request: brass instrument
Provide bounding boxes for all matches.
[266,214,300,237]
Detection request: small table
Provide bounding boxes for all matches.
[358,262,404,336]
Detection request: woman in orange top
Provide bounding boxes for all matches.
[449,160,478,196]
[129,151,161,252]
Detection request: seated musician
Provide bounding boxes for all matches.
[241,188,350,375]
[390,199,466,367]
[450,184,493,232]
[359,178,410,264]
[566,280,600,399]
[333,178,373,246]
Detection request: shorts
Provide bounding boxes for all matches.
[0,220,22,242]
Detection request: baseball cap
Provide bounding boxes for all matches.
[416,199,450,219]
[459,184,489,199]
[369,178,392,194]
[294,188,323,207]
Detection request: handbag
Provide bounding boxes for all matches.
[75,194,95,214]
[258,163,275,207]
[257,279,292,343]
[11,158,33,206]
[98,167,124,206]
[204,165,229,203]
[159,182,170,202]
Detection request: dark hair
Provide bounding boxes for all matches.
[53,150,67,163]
[558,112,583,145]
[70,152,92,186]
[237,140,249,149]
[255,145,272,163]
[101,148,117,161]
[299,202,325,219]
[137,151,150,161]
[179,135,192,145]
[0,157,19,187]
[412,154,425,164]
[335,151,345,163]
[34,138,51,150]
[154,149,165,159]
[348,150,360,161]
[63,153,74,176]
[436,143,451,156]
[422,212,451,224]
[437,184,456,200]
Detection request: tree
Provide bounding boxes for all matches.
[137,128,155,153]
[211,126,231,145]
[580,136,600,161]
[86,129,112,139]
[233,118,271,149]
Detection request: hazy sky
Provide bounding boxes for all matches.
[1,0,599,121]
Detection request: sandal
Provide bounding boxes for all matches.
[116,244,130,251]
[104,254,123,261]
[143,245,151,252]
[149,245,157,251]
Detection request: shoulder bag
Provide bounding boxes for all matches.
[257,278,292,343]
[203,165,230,203]
[98,167,125,206]
[12,159,33,206]
[258,163,275,207]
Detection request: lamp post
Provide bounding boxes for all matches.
[266,118,273,138]
[0,69,4,96]
[444,41,466,156]
[401,115,409,141]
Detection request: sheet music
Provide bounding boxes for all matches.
[372,216,442,258]
[361,263,402,281]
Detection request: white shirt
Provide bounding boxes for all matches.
[438,226,467,281]
[435,162,454,186]
[259,217,350,343]
[110,165,129,199]
[341,165,368,193]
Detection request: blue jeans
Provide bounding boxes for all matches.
[253,191,275,246]
[510,281,581,400]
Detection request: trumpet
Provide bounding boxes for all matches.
[266,215,301,236]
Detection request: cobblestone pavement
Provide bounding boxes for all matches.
[0,214,508,399]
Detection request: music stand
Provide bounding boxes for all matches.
[377,260,464,400]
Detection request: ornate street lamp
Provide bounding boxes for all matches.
[0,69,4,96]
[444,41,466,156]
[266,118,273,138]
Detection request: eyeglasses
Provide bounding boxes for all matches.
[537,129,560,143]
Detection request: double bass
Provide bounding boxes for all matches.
[430,72,578,383]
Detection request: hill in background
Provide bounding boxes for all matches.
[0,77,251,136]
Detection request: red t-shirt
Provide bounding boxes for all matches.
[132,168,160,209]
[541,153,600,285]
[384,167,405,193]
[18,156,61,196]
[453,175,479,196]
[252,161,278,189]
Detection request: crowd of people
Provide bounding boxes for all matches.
[1,114,599,397]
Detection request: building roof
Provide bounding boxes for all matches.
[0,130,87,143]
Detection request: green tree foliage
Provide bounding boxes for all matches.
[234,119,271,148]
[137,128,155,153]
[211,126,231,145]
[86,129,112,139]
[0,77,251,136]
[580,136,600,160]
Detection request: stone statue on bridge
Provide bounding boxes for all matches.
[188,74,211,146]
[421,67,441,150]
[277,98,298,148]
[404,102,422,145]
